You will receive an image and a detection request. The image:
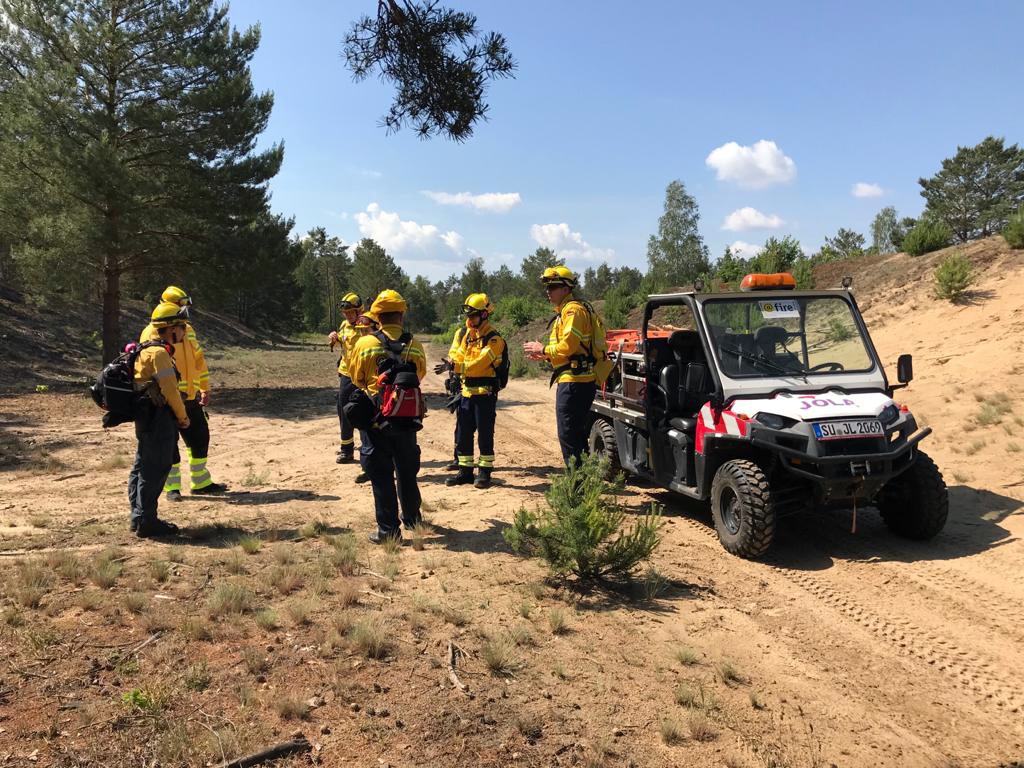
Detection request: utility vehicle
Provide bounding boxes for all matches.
[588,272,948,558]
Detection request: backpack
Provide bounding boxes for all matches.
[372,330,425,422]
[547,301,614,387]
[89,341,170,428]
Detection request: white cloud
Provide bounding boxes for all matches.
[529,222,614,263]
[354,202,464,256]
[422,190,522,213]
[729,240,764,259]
[705,140,796,188]
[722,206,784,231]
[360,169,383,179]
[851,182,884,198]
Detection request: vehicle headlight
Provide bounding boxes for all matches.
[755,412,794,430]
[879,404,899,426]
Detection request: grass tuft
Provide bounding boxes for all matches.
[515,712,543,740]
[180,617,212,641]
[285,599,315,626]
[254,609,279,631]
[548,608,570,635]
[659,717,685,745]
[148,560,171,584]
[124,592,148,614]
[275,694,310,721]
[267,565,304,595]
[183,661,212,691]
[481,634,522,676]
[687,711,718,742]
[298,519,330,539]
[336,581,360,608]
[348,617,392,659]
[716,659,746,686]
[673,646,700,666]
[242,647,269,675]
[238,535,262,554]
[328,534,358,575]
[207,583,255,617]
[223,550,246,575]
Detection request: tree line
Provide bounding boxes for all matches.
[1,2,1021,364]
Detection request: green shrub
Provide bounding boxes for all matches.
[503,453,662,581]
[933,251,974,301]
[902,218,952,256]
[1004,205,1024,249]
[494,295,547,329]
[508,348,538,379]
[431,320,463,348]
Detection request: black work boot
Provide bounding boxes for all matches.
[136,518,180,539]
[446,468,474,486]
[337,448,355,464]
[445,457,460,471]
[474,467,492,489]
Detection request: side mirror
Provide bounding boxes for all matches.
[897,354,913,384]
[684,362,707,393]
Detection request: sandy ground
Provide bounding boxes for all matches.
[1,260,1023,767]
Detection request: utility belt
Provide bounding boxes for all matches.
[463,376,498,389]
[549,354,594,386]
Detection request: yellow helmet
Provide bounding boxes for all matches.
[370,289,407,315]
[150,301,189,329]
[161,286,192,307]
[462,292,494,315]
[540,265,577,288]
[354,313,377,328]
[340,292,362,310]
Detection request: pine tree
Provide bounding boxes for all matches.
[646,181,709,289]
[519,247,562,287]
[349,238,409,308]
[919,136,1024,242]
[0,0,282,361]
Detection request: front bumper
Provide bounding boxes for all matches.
[749,426,930,502]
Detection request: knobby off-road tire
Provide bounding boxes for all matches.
[588,417,624,481]
[876,450,948,539]
[710,459,776,558]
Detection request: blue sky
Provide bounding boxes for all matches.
[228,0,1024,281]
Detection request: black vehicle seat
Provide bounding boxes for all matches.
[754,325,801,370]
[668,330,705,367]
[719,333,756,376]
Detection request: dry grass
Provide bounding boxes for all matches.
[254,609,279,631]
[481,634,522,676]
[207,583,255,617]
[167,546,186,564]
[238,535,262,555]
[328,535,358,575]
[299,519,330,540]
[242,647,269,675]
[716,659,747,686]
[518,601,534,619]
[974,392,1014,426]
[183,661,212,691]
[223,550,246,575]
[673,646,700,666]
[148,560,171,584]
[274,694,310,721]
[348,617,391,659]
[267,565,304,596]
[272,545,296,566]
[15,559,52,608]
[675,682,716,711]
[124,592,148,614]
[659,717,685,745]
[514,711,543,740]
[410,522,432,551]
[687,711,718,742]
[285,599,315,626]
[964,438,987,456]
[382,555,400,581]
[441,604,469,627]
[336,581,360,608]
[548,608,570,635]
[1007,442,1021,453]
[510,623,536,647]
[180,617,212,641]
[46,551,84,583]
[90,558,122,590]
[381,536,403,556]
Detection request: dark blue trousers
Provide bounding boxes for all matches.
[362,426,421,536]
[455,393,497,468]
[337,374,356,449]
[555,381,597,467]
[128,404,177,526]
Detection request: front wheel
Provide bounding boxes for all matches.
[588,417,624,481]
[710,459,776,558]
[875,450,948,539]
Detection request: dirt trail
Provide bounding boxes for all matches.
[2,255,1024,765]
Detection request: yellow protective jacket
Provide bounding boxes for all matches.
[351,324,427,397]
[336,320,359,378]
[140,322,209,400]
[133,344,187,423]
[544,298,596,384]
[451,320,506,396]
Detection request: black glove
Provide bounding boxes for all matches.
[433,360,451,375]
[446,393,462,413]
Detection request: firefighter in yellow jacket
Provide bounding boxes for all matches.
[140,286,226,500]
[443,293,505,489]
[436,321,468,471]
[327,292,363,463]
[130,303,191,538]
[523,266,598,467]
[350,290,426,543]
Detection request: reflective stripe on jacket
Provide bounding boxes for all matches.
[336,320,359,378]
[452,320,506,396]
[544,299,596,384]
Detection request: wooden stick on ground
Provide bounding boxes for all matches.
[213,737,311,768]
[447,640,470,696]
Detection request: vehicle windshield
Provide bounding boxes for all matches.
[702,295,874,378]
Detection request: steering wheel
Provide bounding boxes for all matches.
[809,361,845,372]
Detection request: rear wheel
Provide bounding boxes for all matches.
[876,450,948,539]
[588,418,624,480]
[710,459,776,558]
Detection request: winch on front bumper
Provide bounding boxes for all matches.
[746,420,929,502]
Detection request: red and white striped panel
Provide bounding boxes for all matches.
[695,402,749,453]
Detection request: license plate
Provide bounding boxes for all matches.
[812,420,883,441]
